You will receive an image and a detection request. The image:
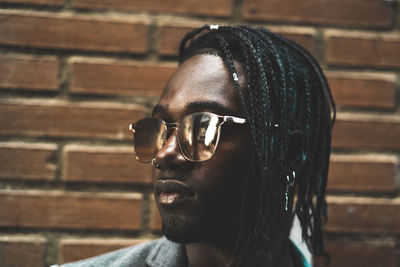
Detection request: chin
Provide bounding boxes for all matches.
[162,215,205,244]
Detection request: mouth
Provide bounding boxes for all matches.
[154,179,195,207]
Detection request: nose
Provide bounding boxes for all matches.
[153,129,190,170]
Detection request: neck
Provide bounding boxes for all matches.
[185,213,294,267]
[185,242,233,267]
[268,211,294,267]
[269,236,292,267]
[185,239,291,267]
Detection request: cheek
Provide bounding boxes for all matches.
[196,137,252,201]
[217,131,253,177]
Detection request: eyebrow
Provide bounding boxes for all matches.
[152,101,242,117]
[187,101,240,116]
[152,104,169,116]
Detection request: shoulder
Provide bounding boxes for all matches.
[50,238,162,267]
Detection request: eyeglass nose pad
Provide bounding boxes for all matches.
[154,128,187,166]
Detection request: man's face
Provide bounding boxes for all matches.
[152,54,252,246]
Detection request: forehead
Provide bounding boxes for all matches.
[155,54,243,118]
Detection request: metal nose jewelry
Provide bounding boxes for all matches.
[151,158,161,169]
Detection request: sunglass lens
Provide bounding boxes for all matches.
[134,118,166,162]
[178,113,220,161]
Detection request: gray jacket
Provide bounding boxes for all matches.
[52,237,188,267]
[52,237,310,267]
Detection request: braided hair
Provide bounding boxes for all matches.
[178,25,335,266]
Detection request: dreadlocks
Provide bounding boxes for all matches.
[178,25,336,266]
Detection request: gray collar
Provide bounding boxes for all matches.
[145,237,310,267]
[145,237,188,267]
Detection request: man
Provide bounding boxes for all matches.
[55,25,335,267]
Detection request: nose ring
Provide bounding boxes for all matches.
[151,158,161,169]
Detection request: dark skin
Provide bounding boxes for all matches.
[152,54,295,267]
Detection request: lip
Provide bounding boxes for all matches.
[154,179,195,207]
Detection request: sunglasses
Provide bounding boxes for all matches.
[129,112,247,162]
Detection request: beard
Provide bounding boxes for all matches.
[161,215,205,244]
[161,212,240,248]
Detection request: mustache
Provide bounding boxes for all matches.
[154,180,195,197]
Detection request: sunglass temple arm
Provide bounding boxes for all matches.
[223,116,278,127]
[223,116,246,124]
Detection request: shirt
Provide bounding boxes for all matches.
[51,237,311,267]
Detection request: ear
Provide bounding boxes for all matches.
[287,130,306,173]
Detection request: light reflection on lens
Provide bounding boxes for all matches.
[179,113,220,161]
[204,115,219,147]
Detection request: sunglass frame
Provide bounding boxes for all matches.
[129,112,246,163]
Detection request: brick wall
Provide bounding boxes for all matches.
[0,1,399,266]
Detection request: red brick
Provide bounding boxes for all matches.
[60,238,148,263]
[0,13,148,53]
[327,72,396,109]
[159,25,197,56]
[0,100,145,140]
[159,25,317,57]
[0,236,46,267]
[328,155,397,193]
[0,142,57,181]
[314,242,396,267]
[325,196,400,233]
[72,0,232,17]
[0,55,59,91]
[0,0,61,5]
[326,31,400,69]
[332,115,400,151]
[243,0,393,28]
[70,59,176,96]
[64,145,152,184]
[0,190,142,230]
